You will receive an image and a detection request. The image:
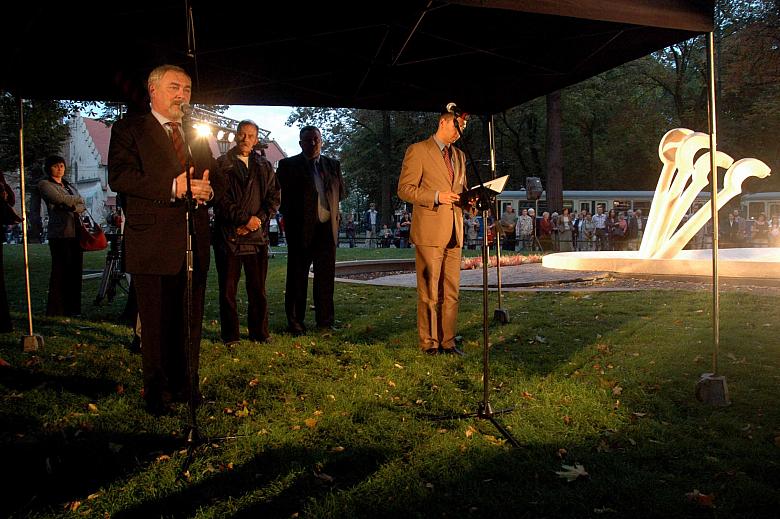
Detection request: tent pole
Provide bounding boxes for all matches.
[489,115,508,324]
[696,31,729,406]
[17,97,44,352]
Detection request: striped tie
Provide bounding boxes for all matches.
[166,122,187,170]
[442,146,455,185]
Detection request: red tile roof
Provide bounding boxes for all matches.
[82,117,112,165]
[263,140,287,165]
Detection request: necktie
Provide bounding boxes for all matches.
[166,122,187,171]
[442,146,455,185]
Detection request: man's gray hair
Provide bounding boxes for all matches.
[147,64,189,91]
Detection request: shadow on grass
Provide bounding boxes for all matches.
[113,444,392,519]
[0,366,120,399]
[2,429,186,518]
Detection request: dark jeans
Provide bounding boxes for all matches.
[214,245,270,343]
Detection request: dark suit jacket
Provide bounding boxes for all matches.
[108,113,222,275]
[277,153,345,247]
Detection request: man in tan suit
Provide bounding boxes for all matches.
[397,112,468,355]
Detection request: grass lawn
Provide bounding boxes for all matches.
[0,243,778,518]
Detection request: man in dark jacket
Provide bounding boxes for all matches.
[213,120,280,345]
[277,126,346,334]
[108,64,223,415]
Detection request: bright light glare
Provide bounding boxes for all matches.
[228,132,235,143]
[194,123,212,138]
[217,130,225,140]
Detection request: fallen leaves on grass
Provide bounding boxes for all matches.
[556,463,589,482]
[304,418,318,428]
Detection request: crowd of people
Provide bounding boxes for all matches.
[486,205,780,252]
[474,205,647,252]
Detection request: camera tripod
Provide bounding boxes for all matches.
[94,233,129,305]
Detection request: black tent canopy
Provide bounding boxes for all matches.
[1,1,713,113]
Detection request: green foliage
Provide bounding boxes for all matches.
[0,94,70,171]
[0,245,778,518]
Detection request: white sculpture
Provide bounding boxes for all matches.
[542,128,777,279]
[640,128,771,259]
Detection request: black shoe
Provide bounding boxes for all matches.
[224,340,240,348]
[287,325,306,336]
[249,335,272,344]
[441,347,465,357]
[172,390,203,406]
[145,398,175,416]
[422,348,439,356]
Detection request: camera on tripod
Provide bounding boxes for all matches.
[94,210,128,305]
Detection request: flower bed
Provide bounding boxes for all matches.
[461,254,542,270]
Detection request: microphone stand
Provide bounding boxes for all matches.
[176,117,246,478]
[178,119,200,477]
[435,111,519,448]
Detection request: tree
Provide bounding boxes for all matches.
[0,94,70,172]
[545,91,563,212]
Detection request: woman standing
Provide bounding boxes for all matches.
[0,171,16,331]
[557,207,573,252]
[39,156,85,317]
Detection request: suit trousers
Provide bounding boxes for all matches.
[415,238,462,350]
[133,266,206,403]
[46,237,83,317]
[214,245,270,343]
[0,242,12,332]
[285,221,336,329]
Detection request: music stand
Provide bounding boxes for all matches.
[434,111,519,447]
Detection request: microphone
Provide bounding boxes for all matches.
[180,103,193,117]
[446,102,461,115]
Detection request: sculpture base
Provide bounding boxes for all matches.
[542,248,780,279]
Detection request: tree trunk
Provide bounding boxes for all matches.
[381,111,392,225]
[546,91,563,212]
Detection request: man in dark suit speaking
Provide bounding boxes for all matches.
[277,126,346,335]
[108,64,224,415]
